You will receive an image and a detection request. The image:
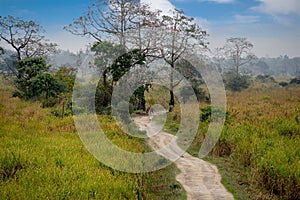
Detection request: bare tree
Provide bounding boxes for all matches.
[0,16,57,61]
[223,37,256,75]
[157,9,207,111]
[64,0,159,48]
[65,0,162,73]
[66,0,162,112]
[213,47,225,74]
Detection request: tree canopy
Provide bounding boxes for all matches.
[223,37,256,75]
[0,15,57,60]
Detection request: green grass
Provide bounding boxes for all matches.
[0,78,185,199]
[195,86,300,200]
[146,83,300,200]
[141,164,186,200]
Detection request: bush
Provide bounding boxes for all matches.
[255,75,276,83]
[200,106,229,123]
[279,82,289,87]
[223,72,251,91]
[14,58,65,107]
[290,76,300,85]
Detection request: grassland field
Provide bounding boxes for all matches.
[0,78,186,200]
[149,80,300,200]
[0,77,299,200]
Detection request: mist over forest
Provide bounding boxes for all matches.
[2,48,300,77]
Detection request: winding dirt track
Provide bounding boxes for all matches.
[134,116,234,200]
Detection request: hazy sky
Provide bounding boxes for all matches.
[1,0,299,57]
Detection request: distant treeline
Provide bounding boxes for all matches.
[217,55,300,76]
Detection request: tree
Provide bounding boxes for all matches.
[223,70,250,91]
[213,47,225,74]
[67,0,160,113]
[14,57,63,105]
[92,43,149,113]
[106,48,147,112]
[65,0,158,47]
[158,9,207,111]
[66,0,161,65]
[223,37,255,75]
[91,41,126,87]
[54,66,76,93]
[53,66,77,117]
[0,15,57,61]
[175,59,206,101]
[30,73,64,107]
[16,57,50,85]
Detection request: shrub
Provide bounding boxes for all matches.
[279,82,289,87]
[200,106,229,123]
[290,76,300,85]
[14,58,65,107]
[223,71,251,91]
[255,75,276,83]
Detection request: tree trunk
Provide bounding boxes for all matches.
[16,49,22,61]
[103,71,109,106]
[137,97,146,112]
[169,69,175,112]
[16,50,22,79]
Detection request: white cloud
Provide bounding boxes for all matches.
[232,15,260,24]
[254,0,300,15]
[141,0,175,15]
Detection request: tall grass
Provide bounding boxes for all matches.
[146,82,300,199]
[197,86,300,199]
[0,78,185,199]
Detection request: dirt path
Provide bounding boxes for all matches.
[133,116,234,200]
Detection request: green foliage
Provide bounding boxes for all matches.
[92,41,126,68]
[31,73,64,102]
[278,77,300,88]
[50,66,76,116]
[180,86,195,103]
[175,59,204,85]
[175,59,206,102]
[93,43,148,114]
[110,49,146,82]
[255,75,276,83]
[54,66,76,93]
[290,76,300,85]
[200,106,229,122]
[224,71,251,91]
[130,84,151,112]
[14,58,64,107]
[16,57,49,81]
[279,82,289,87]
[191,80,206,101]
[95,78,113,114]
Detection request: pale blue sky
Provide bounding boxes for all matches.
[1,0,299,57]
